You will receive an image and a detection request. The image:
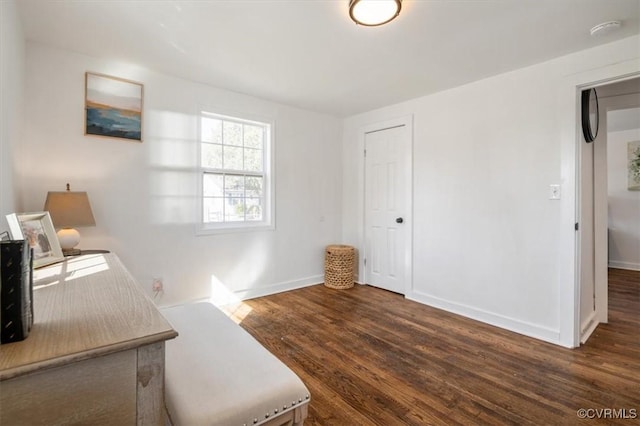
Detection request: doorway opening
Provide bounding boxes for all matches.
[578,77,640,344]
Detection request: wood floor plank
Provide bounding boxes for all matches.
[235,268,640,425]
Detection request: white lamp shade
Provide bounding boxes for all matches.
[44,191,96,228]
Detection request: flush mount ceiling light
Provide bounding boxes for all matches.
[349,0,402,27]
[590,20,622,37]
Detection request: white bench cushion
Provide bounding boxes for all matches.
[161,302,310,426]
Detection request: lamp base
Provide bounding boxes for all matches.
[57,228,80,250]
[62,248,82,257]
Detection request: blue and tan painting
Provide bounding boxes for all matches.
[85,73,142,141]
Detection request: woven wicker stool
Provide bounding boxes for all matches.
[324,245,355,289]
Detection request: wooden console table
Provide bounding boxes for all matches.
[0,253,177,425]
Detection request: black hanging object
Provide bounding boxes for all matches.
[581,88,599,143]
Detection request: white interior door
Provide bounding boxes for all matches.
[364,124,411,294]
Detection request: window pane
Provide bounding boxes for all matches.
[245,198,262,221]
[201,143,222,168]
[202,117,222,143]
[223,121,242,146]
[224,145,243,170]
[245,176,263,198]
[225,198,245,222]
[203,173,223,197]
[244,148,263,172]
[244,125,263,149]
[203,197,224,223]
[225,175,244,194]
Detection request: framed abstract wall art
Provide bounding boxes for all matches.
[629,140,640,191]
[85,72,143,142]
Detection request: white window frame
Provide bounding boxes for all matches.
[196,108,275,235]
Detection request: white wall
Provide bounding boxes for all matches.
[342,36,640,346]
[608,125,640,271]
[0,0,25,221]
[18,42,343,305]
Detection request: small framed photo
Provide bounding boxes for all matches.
[85,72,143,142]
[6,212,64,268]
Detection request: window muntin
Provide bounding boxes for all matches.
[199,111,272,231]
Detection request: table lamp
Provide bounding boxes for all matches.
[44,183,96,256]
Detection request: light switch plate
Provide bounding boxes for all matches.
[549,184,561,200]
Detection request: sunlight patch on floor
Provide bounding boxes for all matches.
[209,274,252,324]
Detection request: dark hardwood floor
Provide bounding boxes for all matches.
[230,269,640,425]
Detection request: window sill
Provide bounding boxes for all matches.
[196,222,275,236]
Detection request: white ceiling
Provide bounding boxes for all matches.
[16,0,640,117]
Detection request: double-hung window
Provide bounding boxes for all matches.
[199,110,273,233]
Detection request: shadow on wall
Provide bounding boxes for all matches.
[147,109,198,226]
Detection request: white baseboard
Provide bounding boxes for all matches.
[235,275,324,301]
[161,276,324,309]
[608,260,640,271]
[405,290,561,345]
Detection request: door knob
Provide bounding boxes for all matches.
[396,217,403,224]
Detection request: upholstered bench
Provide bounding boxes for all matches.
[160,303,310,426]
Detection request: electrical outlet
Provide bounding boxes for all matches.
[152,277,163,293]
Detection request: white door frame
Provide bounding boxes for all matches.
[578,92,609,344]
[558,58,640,348]
[360,115,413,295]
